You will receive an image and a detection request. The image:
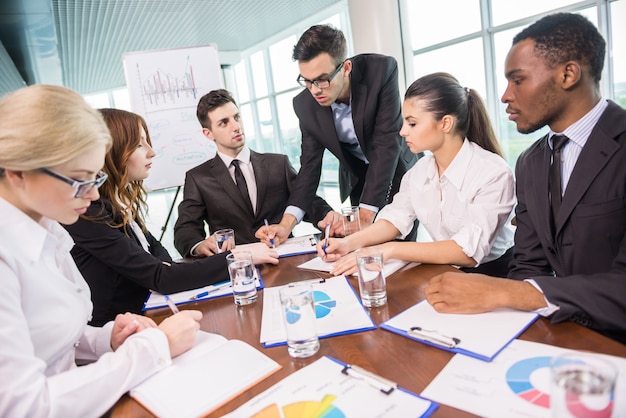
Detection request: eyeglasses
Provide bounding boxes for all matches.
[39,168,108,198]
[297,61,344,89]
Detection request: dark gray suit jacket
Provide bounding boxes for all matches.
[289,54,418,214]
[174,150,332,257]
[509,101,626,343]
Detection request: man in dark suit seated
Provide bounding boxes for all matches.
[259,24,418,244]
[424,13,626,344]
[174,89,337,257]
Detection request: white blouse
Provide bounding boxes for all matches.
[377,139,515,265]
[0,197,171,417]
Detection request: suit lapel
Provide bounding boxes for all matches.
[529,135,554,243]
[556,118,621,235]
[206,156,252,215]
[250,151,265,220]
[350,63,367,152]
[315,106,344,161]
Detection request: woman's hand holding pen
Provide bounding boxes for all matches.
[158,310,203,357]
[316,237,350,261]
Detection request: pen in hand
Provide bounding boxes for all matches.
[164,295,180,314]
[322,223,331,260]
[264,218,275,248]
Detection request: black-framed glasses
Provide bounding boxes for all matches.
[297,61,344,89]
[39,168,108,198]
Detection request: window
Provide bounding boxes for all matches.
[402,0,625,167]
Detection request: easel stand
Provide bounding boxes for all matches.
[159,186,182,242]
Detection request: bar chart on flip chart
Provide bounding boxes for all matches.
[123,44,222,190]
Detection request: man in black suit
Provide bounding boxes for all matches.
[424,13,626,343]
[259,25,418,243]
[174,89,336,257]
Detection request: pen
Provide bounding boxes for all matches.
[189,281,232,300]
[341,364,396,394]
[322,223,330,259]
[164,295,180,314]
[408,326,461,348]
[264,218,275,248]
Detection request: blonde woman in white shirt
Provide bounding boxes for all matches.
[320,72,515,277]
[0,84,202,417]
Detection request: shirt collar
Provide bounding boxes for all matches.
[549,98,608,150]
[217,146,251,168]
[0,197,74,263]
[441,138,473,190]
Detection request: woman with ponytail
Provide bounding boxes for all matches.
[320,72,515,277]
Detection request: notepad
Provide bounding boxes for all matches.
[130,331,281,418]
[223,356,438,418]
[259,276,376,347]
[142,270,262,311]
[381,300,538,361]
[298,256,413,277]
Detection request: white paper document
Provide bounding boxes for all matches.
[298,256,413,277]
[275,234,319,257]
[381,300,538,361]
[130,331,281,418]
[143,270,261,310]
[223,356,438,418]
[259,276,376,347]
[422,339,626,418]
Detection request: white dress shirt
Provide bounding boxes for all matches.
[0,197,171,417]
[377,139,515,265]
[217,146,258,214]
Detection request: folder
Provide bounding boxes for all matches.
[380,300,538,361]
[223,356,438,417]
[259,276,376,347]
[130,331,281,418]
[142,269,263,311]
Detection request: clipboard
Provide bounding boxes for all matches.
[142,268,263,311]
[380,300,538,362]
[223,355,438,417]
[275,234,319,258]
[259,276,376,347]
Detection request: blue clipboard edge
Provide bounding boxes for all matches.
[262,276,377,348]
[325,356,439,418]
[379,311,539,362]
[278,248,317,258]
[142,267,264,311]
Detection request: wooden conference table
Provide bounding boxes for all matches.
[111,253,626,417]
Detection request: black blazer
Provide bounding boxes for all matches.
[174,150,332,257]
[288,54,418,213]
[509,101,626,343]
[64,199,229,326]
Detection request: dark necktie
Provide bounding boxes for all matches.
[549,134,569,231]
[231,159,253,214]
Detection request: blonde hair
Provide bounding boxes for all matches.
[0,85,112,172]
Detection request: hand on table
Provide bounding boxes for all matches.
[158,310,202,358]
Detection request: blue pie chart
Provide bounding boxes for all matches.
[313,290,336,318]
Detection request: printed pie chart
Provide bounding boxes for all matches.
[251,395,345,418]
[313,290,336,318]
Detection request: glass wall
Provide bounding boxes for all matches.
[402,0,626,166]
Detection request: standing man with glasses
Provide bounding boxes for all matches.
[260,25,419,243]
[424,13,626,344]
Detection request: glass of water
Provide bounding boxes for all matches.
[214,228,235,253]
[355,247,387,307]
[341,206,361,236]
[279,283,320,358]
[226,251,257,305]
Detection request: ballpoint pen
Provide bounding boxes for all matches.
[189,281,232,300]
[322,223,331,259]
[264,218,275,248]
[164,295,180,314]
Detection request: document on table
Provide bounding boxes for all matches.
[130,331,281,418]
[275,234,319,257]
[223,356,438,418]
[381,300,538,361]
[422,339,626,418]
[298,256,413,277]
[259,276,376,347]
[142,269,262,311]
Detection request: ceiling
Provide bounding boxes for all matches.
[0,0,344,96]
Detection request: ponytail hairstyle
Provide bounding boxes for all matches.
[95,108,151,233]
[404,72,503,157]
